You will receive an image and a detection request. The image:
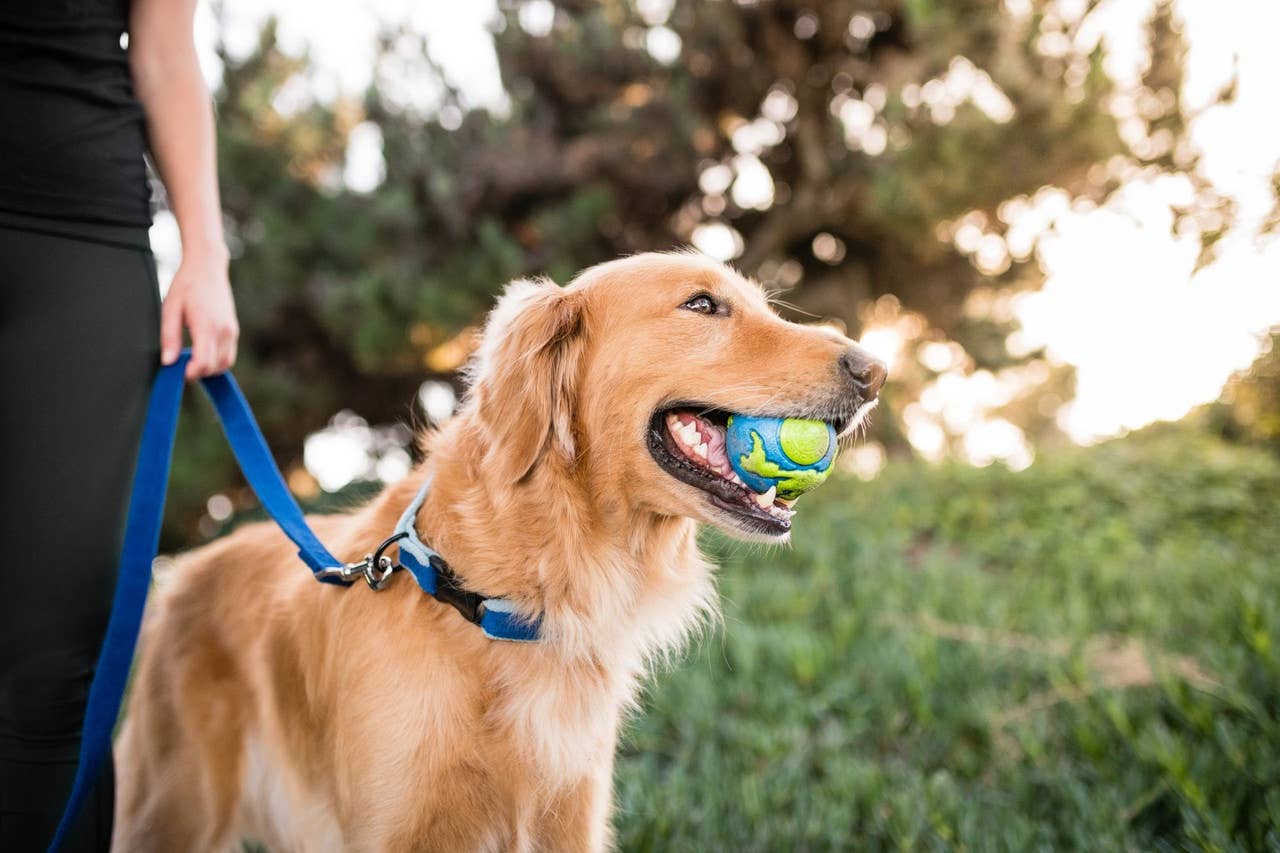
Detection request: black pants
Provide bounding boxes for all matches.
[0,217,159,851]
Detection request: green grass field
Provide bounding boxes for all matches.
[614,426,1280,851]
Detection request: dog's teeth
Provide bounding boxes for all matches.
[754,486,777,509]
[777,496,796,508]
[729,470,745,485]
[693,442,708,459]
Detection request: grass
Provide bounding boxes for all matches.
[613,425,1280,851]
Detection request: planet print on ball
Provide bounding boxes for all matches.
[725,415,837,500]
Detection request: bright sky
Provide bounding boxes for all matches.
[194,0,506,110]
[1015,0,1280,440]
[163,0,1279,490]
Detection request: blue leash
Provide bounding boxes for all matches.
[49,350,540,850]
[47,351,352,851]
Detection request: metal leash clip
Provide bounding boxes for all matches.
[314,532,409,591]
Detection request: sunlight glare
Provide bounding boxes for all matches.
[858,326,904,374]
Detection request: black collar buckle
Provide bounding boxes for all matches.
[428,554,486,625]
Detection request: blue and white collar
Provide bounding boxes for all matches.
[392,477,542,643]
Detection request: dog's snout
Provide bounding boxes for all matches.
[839,347,888,401]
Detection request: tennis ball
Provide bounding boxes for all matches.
[726,415,837,500]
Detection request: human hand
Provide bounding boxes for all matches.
[159,247,239,381]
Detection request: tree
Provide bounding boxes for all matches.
[164,0,1228,544]
[1209,329,1280,454]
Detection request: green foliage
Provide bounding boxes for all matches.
[161,0,1214,543]
[1214,331,1280,455]
[616,427,1280,850]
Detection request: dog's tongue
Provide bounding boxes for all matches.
[668,412,734,479]
[702,418,728,470]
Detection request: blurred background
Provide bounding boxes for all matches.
[157,0,1279,848]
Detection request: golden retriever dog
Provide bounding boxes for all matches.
[114,251,886,852]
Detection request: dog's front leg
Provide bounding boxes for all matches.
[530,762,615,853]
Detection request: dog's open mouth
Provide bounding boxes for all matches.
[647,406,837,537]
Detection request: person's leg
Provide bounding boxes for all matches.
[0,225,159,851]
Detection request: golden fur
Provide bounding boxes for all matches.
[114,252,881,851]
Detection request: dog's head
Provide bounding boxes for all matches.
[464,252,886,543]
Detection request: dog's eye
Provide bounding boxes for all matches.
[681,293,721,315]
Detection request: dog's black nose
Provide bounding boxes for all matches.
[839,347,888,401]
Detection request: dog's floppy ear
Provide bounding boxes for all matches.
[468,278,585,483]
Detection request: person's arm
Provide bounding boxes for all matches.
[129,0,238,380]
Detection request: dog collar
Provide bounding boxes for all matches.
[392,477,542,643]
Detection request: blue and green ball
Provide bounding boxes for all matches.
[726,415,837,500]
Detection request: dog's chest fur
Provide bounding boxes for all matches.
[490,652,627,787]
